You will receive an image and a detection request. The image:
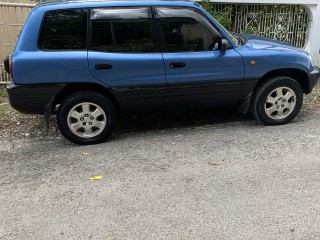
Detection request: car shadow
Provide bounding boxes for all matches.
[114,107,254,136]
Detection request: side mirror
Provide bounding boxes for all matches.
[221,39,229,51]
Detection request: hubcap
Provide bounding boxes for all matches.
[264,87,296,120]
[67,102,107,138]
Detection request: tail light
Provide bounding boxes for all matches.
[4,54,13,79]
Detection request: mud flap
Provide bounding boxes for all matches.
[43,98,54,130]
[238,92,252,114]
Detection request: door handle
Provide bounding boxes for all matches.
[170,62,186,68]
[95,64,113,70]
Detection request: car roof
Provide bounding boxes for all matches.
[36,0,199,9]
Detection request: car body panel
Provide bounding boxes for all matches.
[5,0,319,116]
[234,34,315,94]
[163,49,245,108]
[88,52,167,112]
[13,51,92,85]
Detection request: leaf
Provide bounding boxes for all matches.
[81,152,92,156]
[208,162,222,166]
[88,175,103,180]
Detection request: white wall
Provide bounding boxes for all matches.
[306,4,320,67]
[209,0,320,67]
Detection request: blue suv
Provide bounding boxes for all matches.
[4,0,319,144]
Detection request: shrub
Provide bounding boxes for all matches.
[201,0,233,30]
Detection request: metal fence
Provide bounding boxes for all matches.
[230,4,308,48]
[0,2,311,83]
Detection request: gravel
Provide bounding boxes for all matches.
[1,110,320,239]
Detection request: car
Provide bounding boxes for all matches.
[4,0,319,145]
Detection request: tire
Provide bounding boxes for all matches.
[57,92,116,145]
[251,76,303,125]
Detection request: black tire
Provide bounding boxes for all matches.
[251,76,303,125]
[57,92,116,145]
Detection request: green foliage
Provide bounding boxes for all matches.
[0,84,7,98]
[201,0,233,30]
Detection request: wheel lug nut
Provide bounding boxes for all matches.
[89,122,92,125]
[80,117,84,121]
[281,104,285,107]
[85,114,89,117]
[90,117,94,120]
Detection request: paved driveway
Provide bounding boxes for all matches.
[1,110,320,240]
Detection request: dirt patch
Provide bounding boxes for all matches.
[302,84,320,110]
[0,84,7,104]
[0,85,59,139]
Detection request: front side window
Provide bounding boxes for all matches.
[39,10,87,50]
[91,8,154,53]
[155,7,222,52]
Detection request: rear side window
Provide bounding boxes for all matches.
[91,8,154,53]
[39,10,87,50]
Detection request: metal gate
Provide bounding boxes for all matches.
[0,2,311,83]
[210,3,309,49]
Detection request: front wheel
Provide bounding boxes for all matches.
[251,77,303,125]
[57,92,116,145]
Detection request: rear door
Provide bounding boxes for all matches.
[154,7,244,109]
[88,7,166,112]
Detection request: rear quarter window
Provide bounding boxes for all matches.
[39,10,87,50]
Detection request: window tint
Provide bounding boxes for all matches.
[91,8,154,53]
[155,7,222,52]
[92,20,114,52]
[39,10,87,50]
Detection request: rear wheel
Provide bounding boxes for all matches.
[252,77,303,125]
[57,92,116,145]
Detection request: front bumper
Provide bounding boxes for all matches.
[307,66,319,94]
[6,82,65,114]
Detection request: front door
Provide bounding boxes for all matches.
[155,7,244,109]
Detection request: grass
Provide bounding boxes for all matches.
[0,79,320,138]
[0,85,8,103]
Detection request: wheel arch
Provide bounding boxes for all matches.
[254,68,309,94]
[52,83,124,113]
[240,68,308,114]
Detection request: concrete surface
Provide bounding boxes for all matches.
[1,110,320,240]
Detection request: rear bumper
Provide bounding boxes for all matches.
[7,82,65,114]
[307,66,319,94]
